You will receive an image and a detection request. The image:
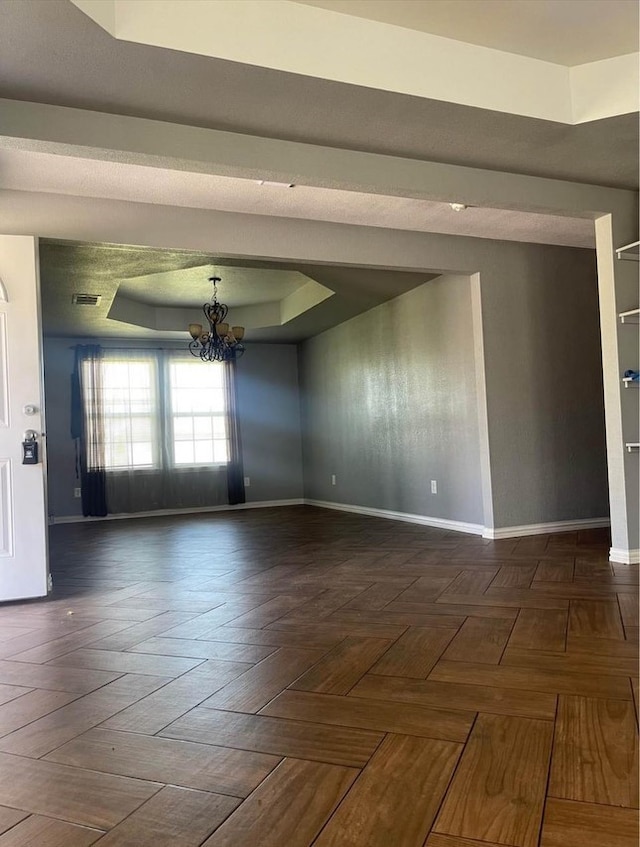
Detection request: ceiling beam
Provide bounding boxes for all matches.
[0,99,636,221]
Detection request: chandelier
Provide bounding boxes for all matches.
[187,276,246,362]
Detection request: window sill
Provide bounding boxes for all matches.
[105,464,228,475]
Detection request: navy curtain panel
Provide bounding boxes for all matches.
[224,358,246,505]
[71,345,108,517]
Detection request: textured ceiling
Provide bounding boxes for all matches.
[39,241,439,342]
[118,267,305,309]
[293,0,639,65]
[0,0,636,189]
[0,150,594,249]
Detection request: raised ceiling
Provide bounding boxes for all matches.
[70,0,638,123]
[0,1,637,188]
[294,0,639,65]
[39,241,439,342]
[118,267,304,309]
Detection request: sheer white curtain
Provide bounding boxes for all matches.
[101,349,228,513]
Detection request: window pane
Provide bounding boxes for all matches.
[174,441,195,465]
[171,360,224,391]
[93,357,158,471]
[171,388,224,415]
[102,362,128,389]
[194,440,214,464]
[105,441,130,470]
[212,416,226,439]
[128,364,153,389]
[173,417,193,440]
[131,417,152,442]
[208,390,226,414]
[213,440,229,463]
[193,417,213,439]
[168,357,228,466]
[131,443,153,466]
[104,417,128,442]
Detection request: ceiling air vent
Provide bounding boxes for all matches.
[72,293,102,306]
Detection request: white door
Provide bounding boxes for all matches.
[0,235,48,601]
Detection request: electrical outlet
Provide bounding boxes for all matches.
[430,480,438,494]
[244,476,251,487]
[73,487,82,498]
[331,474,336,486]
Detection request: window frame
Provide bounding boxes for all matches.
[84,351,229,473]
[165,356,229,469]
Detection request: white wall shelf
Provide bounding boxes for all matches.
[616,241,640,262]
[625,443,640,452]
[619,308,640,324]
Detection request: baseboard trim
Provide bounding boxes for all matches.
[50,502,616,551]
[483,517,611,540]
[304,499,484,536]
[609,547,640,565]
[306,501,611,541]
[49,499,305,524]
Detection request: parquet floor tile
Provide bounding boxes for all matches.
[350,673,558,719]
[539,798,639,847]
[260,688,474,741]
[46,727,280,796]
[160,707,383,767]
[93,785,239,847]
[507,608,568,652]
[0,808,28,837]
[314,734,461,847]
[433,713,553,847]
[549,695,638,807]
[0,673,170,757]
[0,816,103,846]
[0,506,635,845]
[99,660,253,735]
[201,758,357,847]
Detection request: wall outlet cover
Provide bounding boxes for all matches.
[74,487,82,498]
[331,474,336,485]
[430,480,438,494]
[244,477,251,486]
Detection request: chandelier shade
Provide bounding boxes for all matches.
[188,276,246,362]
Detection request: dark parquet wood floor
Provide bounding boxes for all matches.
[0,505,637,845]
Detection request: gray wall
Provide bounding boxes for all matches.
[236,343,304,504]
[300,250,609,530]
[479,245,609,527]
[43,338,303,519]
[299,275,485,525]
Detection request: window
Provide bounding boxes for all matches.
[84,352,227,471]
[169,360,228,466]
[91,357,159,471]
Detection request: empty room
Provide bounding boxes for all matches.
[0,1,638,845]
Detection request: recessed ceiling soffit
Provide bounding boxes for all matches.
[106,265,334,335]
[70,0,639,124]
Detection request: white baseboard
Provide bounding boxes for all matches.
[50,501,618,554]
[306,500,611,542]
[49,499,304,525]
[609,547,640,565]
[483,517,611,540]
[304,499,485,536]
